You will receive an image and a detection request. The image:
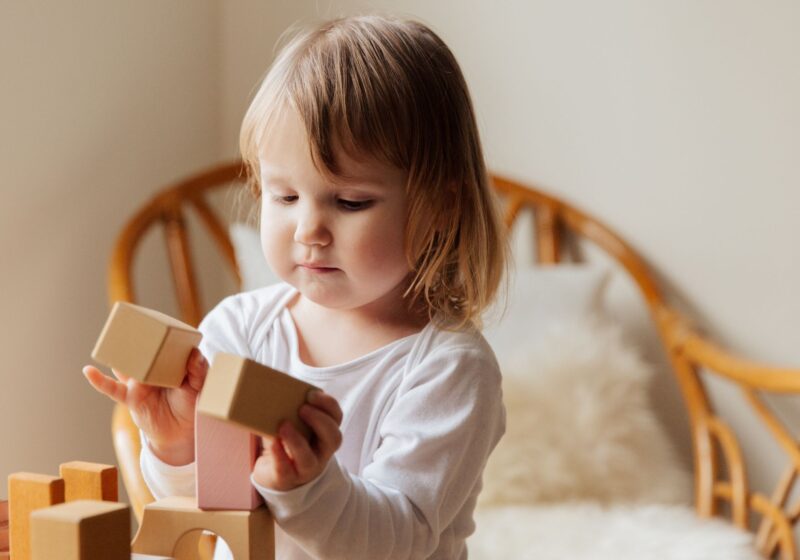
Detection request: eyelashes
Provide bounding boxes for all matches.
[337,199,373,211]
[270,195,374,212]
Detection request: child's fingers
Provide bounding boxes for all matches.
[278,422,316,475]
[299,404,342,459]
[82,366,128,404]
[186,348,207,375]
[260,435,296,484]
[306,391,343,426]
[185,348,208,392]
[110,368,130,384]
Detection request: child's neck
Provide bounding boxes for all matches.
[288,289,428,368]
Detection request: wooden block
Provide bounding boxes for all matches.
[0,500,8,550]
[30,500,130,560]
[0,500,7,550]
[132,496,273,560]
[59,461,118,502]
[197,353,318,440]
[8,473,65,560]
[196,412,263,511]
[0,521,7,552]
[91,301,202,388]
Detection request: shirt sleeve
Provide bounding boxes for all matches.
[252,345,506,560]
[139,429,197,499]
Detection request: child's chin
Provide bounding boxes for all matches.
[297,283,350,308]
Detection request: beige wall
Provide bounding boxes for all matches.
[0,1,220,494]
[218,0,799,498]
[2,0,797,514]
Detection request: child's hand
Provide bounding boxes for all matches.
[82,348,209,466]
[252,390,343,492]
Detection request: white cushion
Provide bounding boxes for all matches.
[229,223,279,291]
[482,264,610,366]
[468,503,761,560]
[479,315,691,508]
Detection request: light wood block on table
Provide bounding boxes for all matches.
[30,500,130,560]
[8,473,65,560]
[59,461,118,502]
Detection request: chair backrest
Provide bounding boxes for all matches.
[108,162,248,327]
[494,175,800,560]
[110,160,800,559]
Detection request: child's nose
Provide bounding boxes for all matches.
[293,207,331,246]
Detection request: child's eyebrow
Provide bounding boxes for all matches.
[261,174,301,191]
[263,176,291,186]
[260,168,290,183]
[259,162,291,180]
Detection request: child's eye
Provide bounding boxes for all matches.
[337,199,373,211]
[272,194,298,205]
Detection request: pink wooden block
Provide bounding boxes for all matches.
[195,411,263,510]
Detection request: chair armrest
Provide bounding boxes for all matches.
[111,403,155,523]
[657,307,800,393]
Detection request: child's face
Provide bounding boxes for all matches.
[258,108,411,316]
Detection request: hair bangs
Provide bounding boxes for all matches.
[283,21,420,184]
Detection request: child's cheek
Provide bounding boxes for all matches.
[260,220,291,277]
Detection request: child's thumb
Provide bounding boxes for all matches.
[186,349,208,392]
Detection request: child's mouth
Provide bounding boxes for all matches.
[300,264,338,274]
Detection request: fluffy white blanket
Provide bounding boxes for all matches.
[468,503,761,560]
[480,316,691,507]
[473,316,760,558]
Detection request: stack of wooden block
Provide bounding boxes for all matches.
[4,302,318,558]
[6,462,128,559]
[101,302,318,558]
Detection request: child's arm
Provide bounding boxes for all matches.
[252,347,505,560]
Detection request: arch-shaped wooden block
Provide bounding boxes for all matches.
[131,496,274,559]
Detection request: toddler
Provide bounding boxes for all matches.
[85,14,507,560]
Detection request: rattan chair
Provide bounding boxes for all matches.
[108,160,800,559]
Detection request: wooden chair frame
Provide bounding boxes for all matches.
[109,161,800,559]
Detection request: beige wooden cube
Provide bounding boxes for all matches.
[91,301,202,388]
[197,353,319,440]
[59,462,118,503]
[30,500,130,560]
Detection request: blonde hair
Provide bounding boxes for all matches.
[240,14,508,330]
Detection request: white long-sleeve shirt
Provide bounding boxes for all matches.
[140,283,505,559]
